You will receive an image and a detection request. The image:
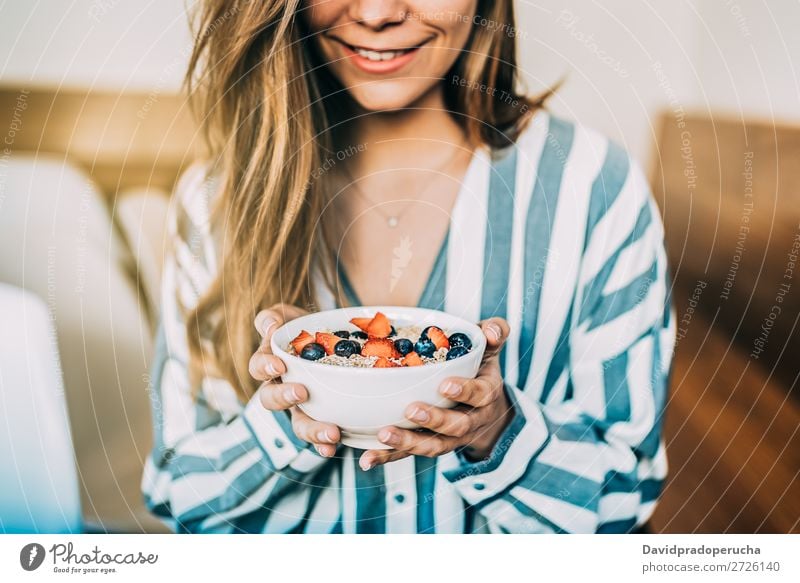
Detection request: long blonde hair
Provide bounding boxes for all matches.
[184,0,554,402]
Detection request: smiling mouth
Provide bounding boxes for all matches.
[336,38,432,62]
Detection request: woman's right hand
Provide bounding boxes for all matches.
[249,303,341,457]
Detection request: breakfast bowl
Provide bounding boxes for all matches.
[270,306,487,449]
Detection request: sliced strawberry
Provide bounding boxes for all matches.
[290,330,315,354]
[401,352,424,367]
[427,326,450,350]
[350,317,373,332]
[361,337,400,359]
[366,311,392,338]
[315,332,340,355]
[374,356,398,368]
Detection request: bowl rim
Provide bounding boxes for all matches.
[269,305,487,374]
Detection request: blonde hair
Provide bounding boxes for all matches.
[184,0,554,402]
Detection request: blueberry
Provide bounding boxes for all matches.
[351,330,368,340]
[419,326,433,340]
[448,332,472,351]
[388,325,397,337]
[300,342,326,361]
[394,338,414,356]
[415,337,436,358]
[446,346,469,360]
[333,330,351,339]
[334,339,360,358]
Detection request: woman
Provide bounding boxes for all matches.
[142,0,675,534]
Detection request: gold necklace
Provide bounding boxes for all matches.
[341,145,468,229]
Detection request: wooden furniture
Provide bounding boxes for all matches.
[0,87,199,196]
[651,112,800,390]
[650,112,799,533]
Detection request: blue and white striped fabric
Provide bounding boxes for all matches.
[141,111,676,533]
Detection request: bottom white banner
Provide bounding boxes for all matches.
[1,534,797,582]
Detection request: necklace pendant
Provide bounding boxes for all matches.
[387,216,399,228]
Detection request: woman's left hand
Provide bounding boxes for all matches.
[359,317,514,471]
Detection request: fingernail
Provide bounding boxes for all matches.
[315,445,328,457]
[442,381,462,397]
[360,458,373,471]
[408,407,429,423]
[283,386,300,403]
[487,323,502,342]
[379,428,399,446]
[266,361,281,376]
[260,317,277,336]
[316,429,331,443]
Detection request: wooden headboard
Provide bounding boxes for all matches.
[0,86,200,196]
[652,111,800,389]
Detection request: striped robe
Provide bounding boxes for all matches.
[141,111,676,533]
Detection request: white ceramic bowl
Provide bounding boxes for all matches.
[270,305,487,450]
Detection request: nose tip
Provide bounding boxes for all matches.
[351,1,406,30]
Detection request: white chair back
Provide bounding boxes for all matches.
[0,156,163,531]
[0,284,82,533]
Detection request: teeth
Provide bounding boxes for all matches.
[355,48,407,61]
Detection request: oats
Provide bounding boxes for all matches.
[287,322,470,367]
[317,354,377,368]
[394,325,423,343]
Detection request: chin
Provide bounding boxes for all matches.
[348,82,429,113]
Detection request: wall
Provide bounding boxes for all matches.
[516,0,800,165]
[0,0,191,92]
[1,0,798,164]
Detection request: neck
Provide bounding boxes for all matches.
[342,86,471,178]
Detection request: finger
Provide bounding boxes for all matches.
[359,449,410,471]
[290,406,341,451]
[257,382,307,410]
[403,401,485,439]
[439,373,502,408]
[375,426,459,457]
[479,317,510,357]
[254,308,285,341]
[254,303,309,338]
[315,443,338,458]
[248,352,286,381]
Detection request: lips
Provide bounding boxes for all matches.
[352,46,414,62]
[332,37,433,74]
